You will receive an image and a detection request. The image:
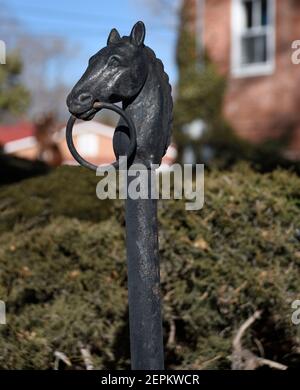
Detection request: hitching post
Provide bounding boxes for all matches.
[66,21,172,370]
[125,173,164,369]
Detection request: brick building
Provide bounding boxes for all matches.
[185,0,300,158]
[0,121,177,170]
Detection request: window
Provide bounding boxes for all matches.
[231,0,275,77]
[77,134,99,157]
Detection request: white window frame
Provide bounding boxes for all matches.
[231,0,276,77]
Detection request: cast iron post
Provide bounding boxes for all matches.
[66,21,172,370]
[66,104,165,370]
[125,173,164,369]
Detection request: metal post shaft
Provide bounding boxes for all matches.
[125,173,164,370]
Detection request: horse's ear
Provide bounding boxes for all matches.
[130,21,145,47]
[107,28,121,45]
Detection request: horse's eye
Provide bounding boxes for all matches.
[108,55,121,66]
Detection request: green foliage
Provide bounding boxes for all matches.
[173,3,231,164]
[175,62,226,126]
[0,51,30,117]
[0,166,299,369]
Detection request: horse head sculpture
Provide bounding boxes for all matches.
[67,21,172,168]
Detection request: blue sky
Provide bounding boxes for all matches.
[2,0,178,87]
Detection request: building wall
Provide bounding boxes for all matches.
[8,135,116,166]
[60,133,116,166]
[6,133,176,168]
[189,0,300,157]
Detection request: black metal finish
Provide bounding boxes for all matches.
[66,102,137,171]
[66,21,173,370]
[126,175,164,370]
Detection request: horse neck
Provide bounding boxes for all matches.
[123,60,162,132]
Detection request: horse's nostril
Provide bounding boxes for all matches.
[78,93,93,105]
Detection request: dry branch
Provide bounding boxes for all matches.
[53,351,72,370]
[79,342,94,370]
[232,310,287,370]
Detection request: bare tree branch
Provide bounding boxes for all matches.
[53,351,72,370]
[167,318,176,346]
[232,311,287,370]
[78,342,94,370]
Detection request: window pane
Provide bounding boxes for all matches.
[241,35,267,64]
[261,0,268,26]
[243,1,253,28]
[255,34,267,62]
[77,134,99,157]
[242,36,255,64]
[243,0,269,28]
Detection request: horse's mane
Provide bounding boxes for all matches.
[144,46,173,154]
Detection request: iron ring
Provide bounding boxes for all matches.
[66,102,136,172]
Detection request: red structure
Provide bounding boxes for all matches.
[185,0,300,158]
[0,122,35,145]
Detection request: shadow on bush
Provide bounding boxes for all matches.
[201,122,300,175]
[0,152,50,186]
